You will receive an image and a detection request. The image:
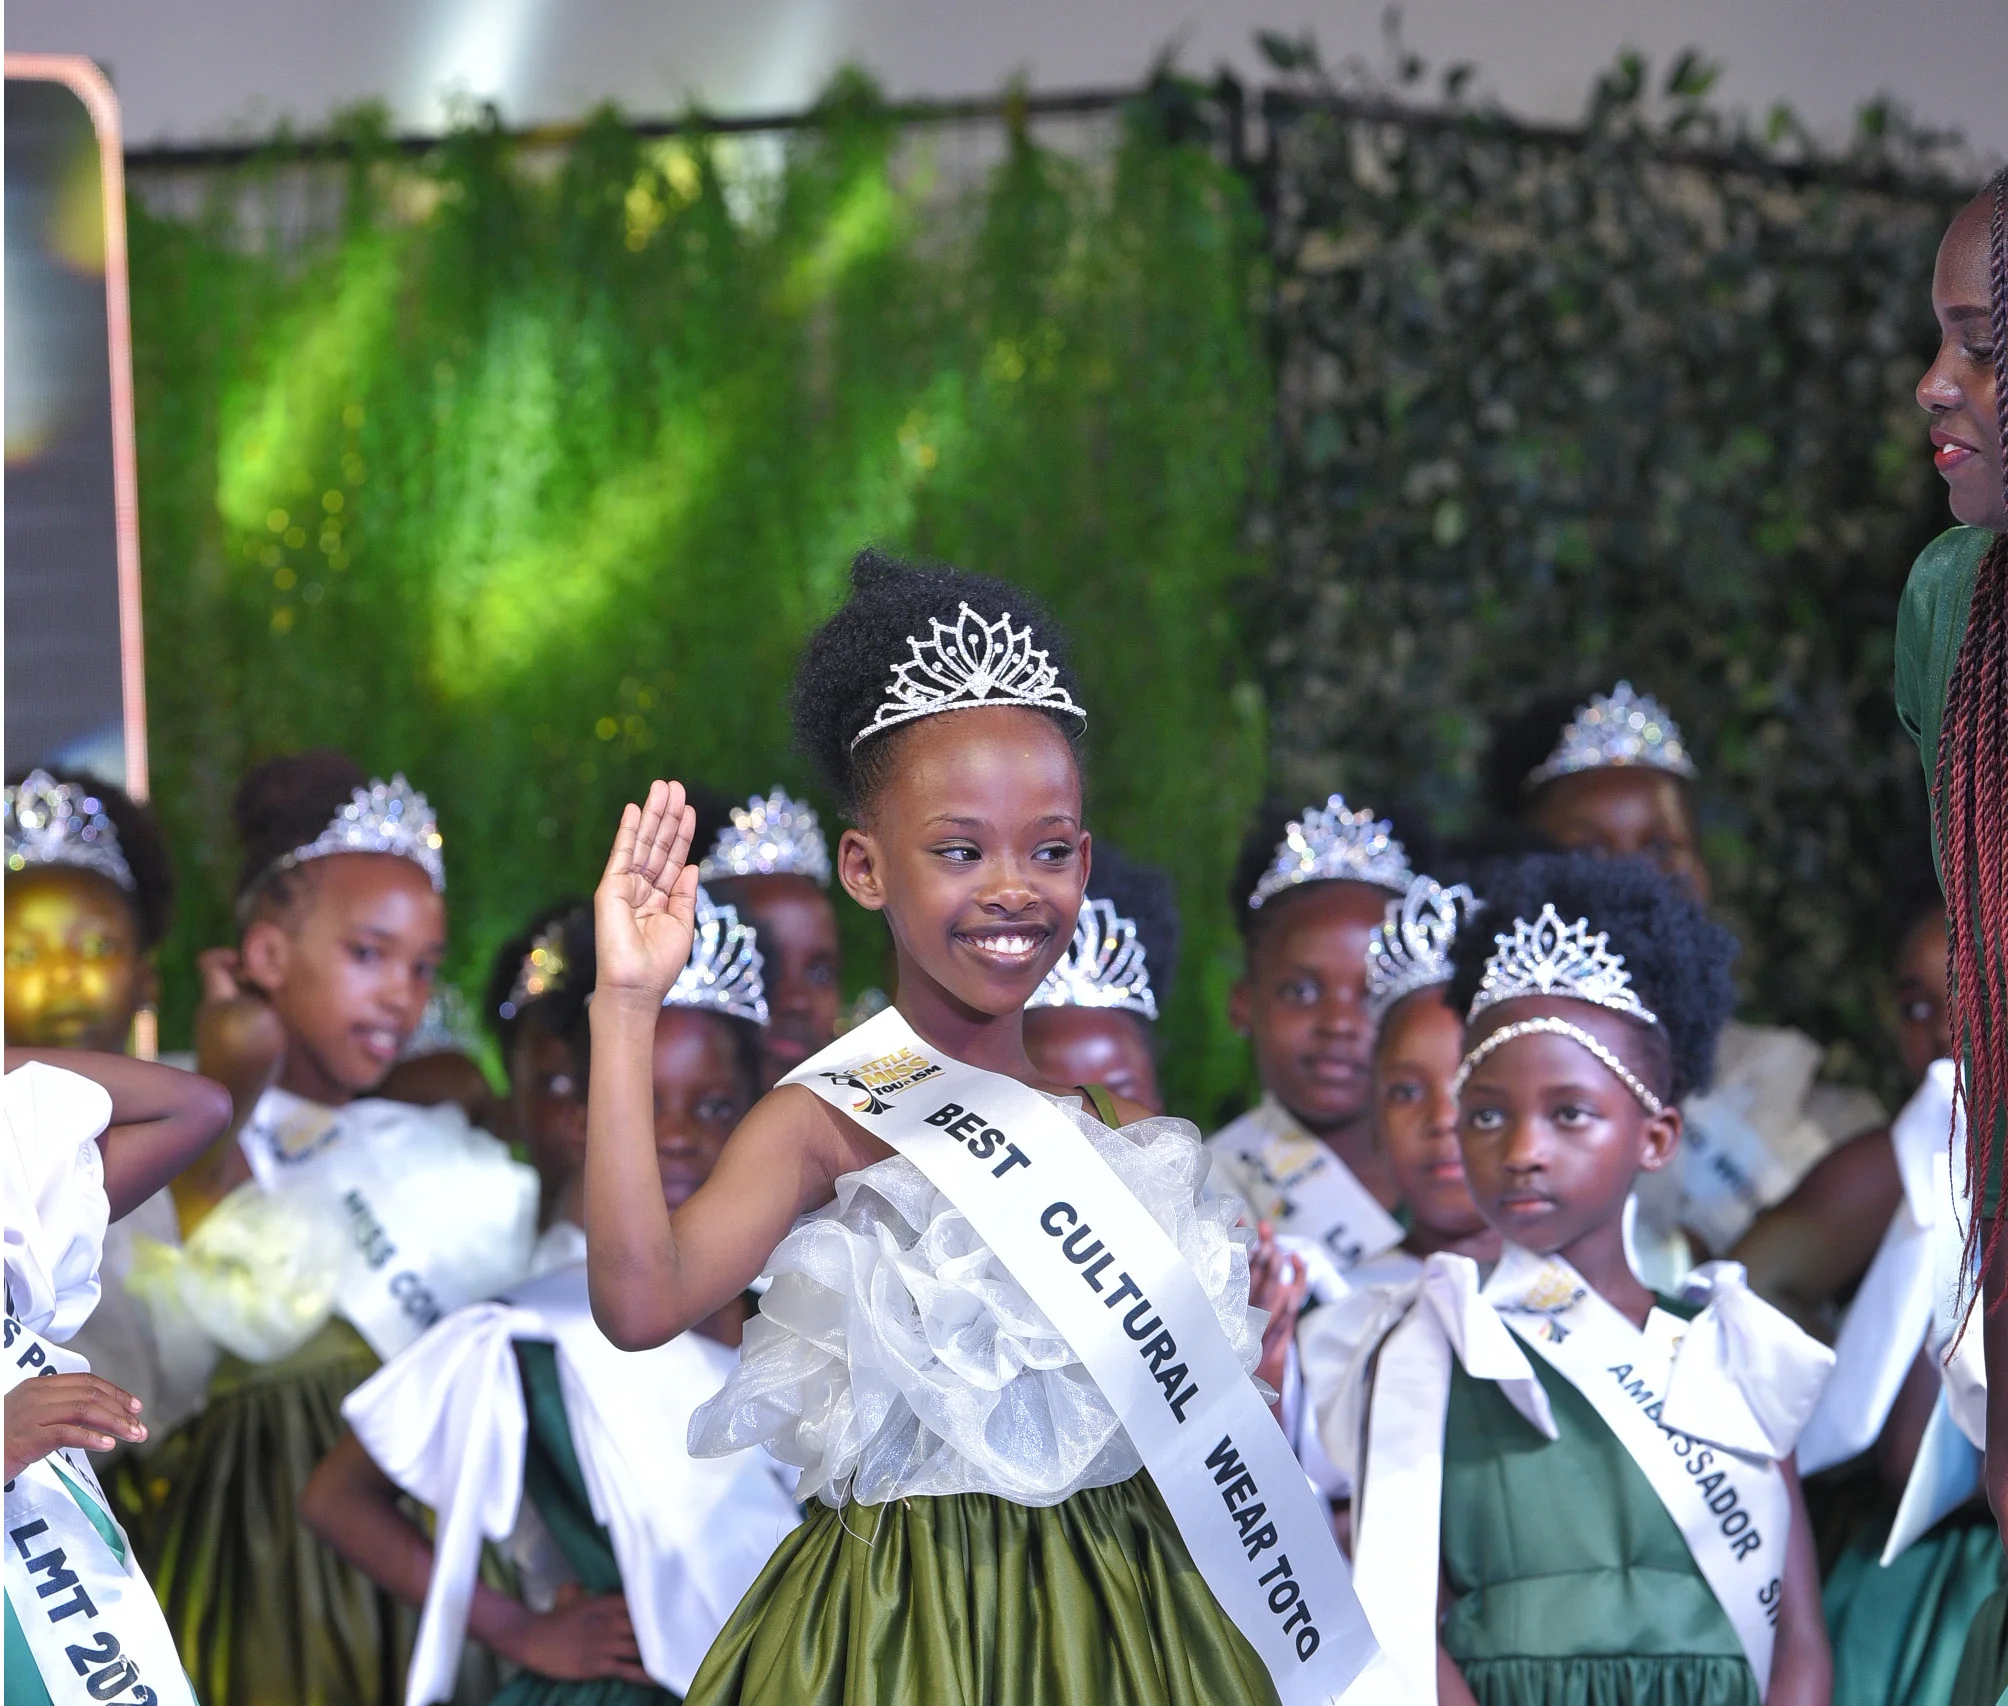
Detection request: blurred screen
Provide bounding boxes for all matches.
[5,70,131,785]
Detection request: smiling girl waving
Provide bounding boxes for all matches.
[583,552,1374,1706]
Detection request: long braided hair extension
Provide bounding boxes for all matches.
[1941,166,2008,1305]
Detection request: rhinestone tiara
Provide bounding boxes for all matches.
[4,769,136,893]
[1248,794,1414,909]
[666,885,769,1026]
[1525,681,1697,790]
[1467,902,1659,1026]
[1366,876,1478,1025]
[698,788,832,888]
[852,601,1086,751]
[498,924,568,1022]
[1028,896,1159,1019]
[271,775,445,894]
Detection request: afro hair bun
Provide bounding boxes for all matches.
[1448,849,1738,1102]
[790,548,1084,817]
[232,749,368,898]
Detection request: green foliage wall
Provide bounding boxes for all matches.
[1249,49,1978,1099]
[130,86,1271,1114]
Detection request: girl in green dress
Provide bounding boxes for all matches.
[1895,165,2008,1706]
[1314,851,1834,1706]
[580,551,1338,1706]
[301,892,801,1705]
[135,751,540,1706]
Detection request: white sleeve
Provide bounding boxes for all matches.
[2,1062,114,1340]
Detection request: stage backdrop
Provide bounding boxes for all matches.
[126,58,1978,1115]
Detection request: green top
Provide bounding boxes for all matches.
[1894,524,1994,876]
[498,1340,676,1706]
[1439,1316,1761,1706]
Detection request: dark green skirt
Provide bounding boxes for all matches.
[684,1474,1277,1706]
[130,1320,500,1706]
[1950,1582,2008,1706]
[1825,1504,2006,1706]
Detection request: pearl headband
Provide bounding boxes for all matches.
[1450,1016,1665,1117]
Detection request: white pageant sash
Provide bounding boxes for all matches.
[1209,1099,1404,1282]
[3,1315,196,1706]
[785,1010,1377,1705]
[1488,1249,1818,1695]
[1334,1249,1829,1704]
[344,1264,798,1705]
[239,1088,536,1360]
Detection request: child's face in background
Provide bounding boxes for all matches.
[840,707,1087,1021]
[1230,881,1386,1133]
[1373,988,1490,1244]
[1456,996,1679,1259]
[1892,907,1951,1083]
[3,867,146,1052]
[1023,1007,1163,1113]
[1525,769,1709,904]
[507,1012,585,1190]
[651,1008,759,1210]
[712,873,841,1088]
[241,853,446,1102]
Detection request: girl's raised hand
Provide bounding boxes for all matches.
[594,780,701,1009]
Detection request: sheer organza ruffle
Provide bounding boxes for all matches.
[689,1098,1262,1508]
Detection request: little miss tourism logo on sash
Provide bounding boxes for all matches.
[786,1009,1380,1706]
[4,1313,197,1706]
[1346,1245,1830,1704]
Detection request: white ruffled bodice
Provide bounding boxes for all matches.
[688,1096,1263,1508]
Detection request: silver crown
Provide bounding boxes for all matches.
[665,885,769,1026]
[280,775,445,893]
[498,924,569,1022]
[1468,902,1659,1025]
[4,769,136,893]
[698,788,832,888]
[1028,896,1159,1018]
[852,601,1087,751]
[1525,681,1698,789]
[1366,876,1478,1024]
[1248,794,1414,909]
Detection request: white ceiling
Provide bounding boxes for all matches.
[8,0,2005,160]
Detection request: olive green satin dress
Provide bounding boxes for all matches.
[134,1321,421,1706]
[682,1472,1276,1706]
[1439,1351,1760,1706]
[493,1340,677,1706]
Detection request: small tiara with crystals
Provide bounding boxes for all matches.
[665,886,768,1026]
[1366,876,1478,1024]
[1248,794,1414,909]
[1467,902,1658,1025]
[1525,681,1697,790]
[851,601,1086,751]
[698,788,832,888]
[498,925,569,1022]
[4,769,136,893]
[273,775,445,894]
[1028,896,1159,1019]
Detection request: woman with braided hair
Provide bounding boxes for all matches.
[1895,164,2008,1706]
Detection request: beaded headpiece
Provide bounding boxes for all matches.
[852,601,1086,751]
[265,775,445,896]
[1524,682,1697,790]
[1028,897,1159,1019]
[4,769,136,893]
[1247,794,1414,909]
[697,788,832,888]
[1466,902,1659,1026]
[498,924,568,1022]
[665,886,768,1026]
[1366,876,1477,1024]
